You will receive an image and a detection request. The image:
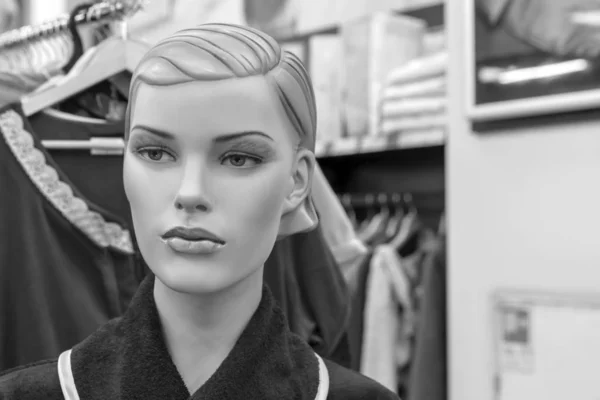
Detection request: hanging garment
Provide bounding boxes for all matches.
[360,244,414,392]
[27,107,132,227]
[408,235,447,400]
[0,274,400,400]
[344,250,373,372]
[266,225,353,368]
[0,104,138,372]
[26,106,147,282]
[311,164,368,279]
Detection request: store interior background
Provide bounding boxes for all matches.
[4,0,600,399]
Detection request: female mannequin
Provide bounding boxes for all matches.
[0,23,398,399]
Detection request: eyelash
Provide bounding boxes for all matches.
[135,146,175,162]
[221,152,263,168]
[134,147,263,168]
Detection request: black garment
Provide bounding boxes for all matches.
[408,235,447,400]
[0,274,399,400]
[266,227,352,368]
[25,108,149,283]
[0,104,138,372]
[345,251,373,371]
[27,108,131,227]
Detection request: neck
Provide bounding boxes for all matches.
[153,268,264,393]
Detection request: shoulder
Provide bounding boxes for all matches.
[323,359,400,400]
[0,316,127,400]
[0,359,63,399]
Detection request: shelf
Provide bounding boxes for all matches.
[315,128,446,158]
[276,1,444,43]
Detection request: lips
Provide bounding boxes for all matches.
[161,226,226,255]
[161,226,225,244]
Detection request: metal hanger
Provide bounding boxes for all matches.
[357,193,390,245]
[389,193,420,253]
[384,192,405,241]
[41,137,125,155]
[62,2,95,74]
[366,193,393,246]
[341,193,358,229]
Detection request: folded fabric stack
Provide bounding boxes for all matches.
[378,50,447,136]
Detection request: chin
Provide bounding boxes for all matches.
[153,257,248,295]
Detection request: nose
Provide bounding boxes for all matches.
[174,160,213,213]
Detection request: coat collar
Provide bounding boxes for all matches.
[70,275,321,399]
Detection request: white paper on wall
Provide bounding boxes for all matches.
[493,290,600,400]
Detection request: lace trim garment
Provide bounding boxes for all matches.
[0,109,133,255]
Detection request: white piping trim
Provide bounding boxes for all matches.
[57,349,80,400]
[56,349,329,399]
[314,353,330,400]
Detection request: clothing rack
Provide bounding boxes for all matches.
[0,0,143,50]
[41,138,125,155]
[338,192,414,209]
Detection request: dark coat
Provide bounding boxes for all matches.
[0,275,398,400]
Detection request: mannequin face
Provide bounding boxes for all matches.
[124,76,312,295]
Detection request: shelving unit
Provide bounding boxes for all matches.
[276,0,445,44]
[315,128,446,158]
[273,1,446,159]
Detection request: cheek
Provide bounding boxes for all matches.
[123,154,144,215]
[219,167,289,229]
[123,154,171,221]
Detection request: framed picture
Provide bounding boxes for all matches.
[492,289,600,400]
[464,0,600,122]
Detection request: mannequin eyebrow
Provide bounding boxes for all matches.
[130,125,174,139]
[129,126,273,142]
[214,131,274,143]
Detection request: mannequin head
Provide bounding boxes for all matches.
[123,24,318,296]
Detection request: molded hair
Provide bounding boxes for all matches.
[124,23,317,151]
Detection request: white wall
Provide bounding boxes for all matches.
[446,1,600,400]
[129,0,245,44]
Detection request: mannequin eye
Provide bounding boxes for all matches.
[137,148,175,162]
[222,153,262,168]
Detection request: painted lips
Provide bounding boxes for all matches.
[161,226,226,255]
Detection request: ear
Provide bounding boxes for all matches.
[282,148,315,215]
[278,148,318,238]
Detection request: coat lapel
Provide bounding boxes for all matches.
[70,275,320,399]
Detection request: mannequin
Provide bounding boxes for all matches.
[0,24,398,399]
